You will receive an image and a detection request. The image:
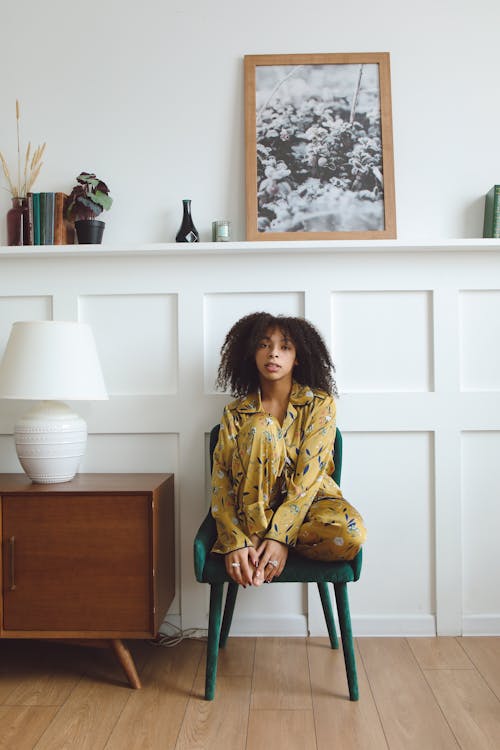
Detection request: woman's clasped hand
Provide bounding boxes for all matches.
[224,536,288,586]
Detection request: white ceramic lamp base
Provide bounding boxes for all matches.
[14,400,87,484]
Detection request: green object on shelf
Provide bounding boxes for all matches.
[483,185,500,238]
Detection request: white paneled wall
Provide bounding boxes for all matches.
[332,291,434,392]
[340,431,435,635]
[0,240,499,637]
[80,294,179,395]
[459,291,500,391]
[461,431,500,634]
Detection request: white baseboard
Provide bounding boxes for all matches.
[462,615,500,636]
[309,614,437,638]
[229,614,308,637]
[166,612,500,638]
[351,615,436,637]
[203,613,437,638]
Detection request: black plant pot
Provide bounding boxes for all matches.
[75,219,105,244]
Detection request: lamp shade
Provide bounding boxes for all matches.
[0,321,108,483]
[0,321,108,400]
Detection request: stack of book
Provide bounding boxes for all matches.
[26,192,75,245]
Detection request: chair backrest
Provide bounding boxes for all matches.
[209,423,342,485]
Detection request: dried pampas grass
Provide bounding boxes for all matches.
[0,100,45,198]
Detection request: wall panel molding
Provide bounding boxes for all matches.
[0,241,499,636]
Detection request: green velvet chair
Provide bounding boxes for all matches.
[194,425,362,701]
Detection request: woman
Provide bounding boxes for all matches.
[211,312,366,587]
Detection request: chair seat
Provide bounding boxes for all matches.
[201,549,358,584]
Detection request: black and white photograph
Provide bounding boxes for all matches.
[245,53,396,241]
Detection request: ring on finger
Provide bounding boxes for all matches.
[268,559,279,568]
[231,562,241,567]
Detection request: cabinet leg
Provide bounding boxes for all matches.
[109,639,142,689]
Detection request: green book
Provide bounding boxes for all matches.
[32,192,41,245]
[483,185,500,238]
[39,192,47,244]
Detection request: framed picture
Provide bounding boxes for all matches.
[244,53,396,241]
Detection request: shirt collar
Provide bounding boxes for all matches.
[235,381,315,413]
[289,382,315,405]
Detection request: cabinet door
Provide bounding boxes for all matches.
[2,494,152,633]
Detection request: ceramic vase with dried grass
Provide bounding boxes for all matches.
[0,100,45,246]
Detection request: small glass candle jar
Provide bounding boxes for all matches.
[212,220,231,242]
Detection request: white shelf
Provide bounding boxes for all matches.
[1,238,500,259]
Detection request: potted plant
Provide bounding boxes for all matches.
[65,172,112,244]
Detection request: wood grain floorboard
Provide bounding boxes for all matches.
[0,706,58,750]
[424,667,500,750]
[358,637,460,749]
[308,638,388,750]
[1,641,86,707]
[407,637,474,670]
[31,648,134,750]
[105,640,203,750]
[459,637,500,699]
[3,636,500,750]
[217,637,256,677]
[247,709,317,750]
[175,644,252,750]
[251,637,312,710]
[0,641,85,705]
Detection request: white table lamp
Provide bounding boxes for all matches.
[0,321,108,483]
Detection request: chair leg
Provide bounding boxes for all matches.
[220,581,239,648]
[317,582,339,649]
[334,582,359,701]
[205,583,224,700]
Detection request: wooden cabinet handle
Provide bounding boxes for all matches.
[9,536,16,590]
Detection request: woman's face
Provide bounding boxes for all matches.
[254,327,297,386]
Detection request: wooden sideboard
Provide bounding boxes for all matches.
[0,473,175,688]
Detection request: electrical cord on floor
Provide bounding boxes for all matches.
[149,621,207,647]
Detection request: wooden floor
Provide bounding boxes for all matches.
[1,636,500,749]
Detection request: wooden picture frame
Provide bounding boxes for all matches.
[244,53,396,241]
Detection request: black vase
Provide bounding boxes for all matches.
[75,219,105,244]
[176,199,199,242]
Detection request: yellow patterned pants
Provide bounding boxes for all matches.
[230,414,366,561]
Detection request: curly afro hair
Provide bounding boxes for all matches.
[215,312,338,397]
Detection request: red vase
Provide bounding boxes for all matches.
[7,196,29,246]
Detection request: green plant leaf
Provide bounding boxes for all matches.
[92,191,113,211]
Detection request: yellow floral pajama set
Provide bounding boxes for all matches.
[211,382,366,561]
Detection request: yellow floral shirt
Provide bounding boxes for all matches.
[211,382,343,554]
